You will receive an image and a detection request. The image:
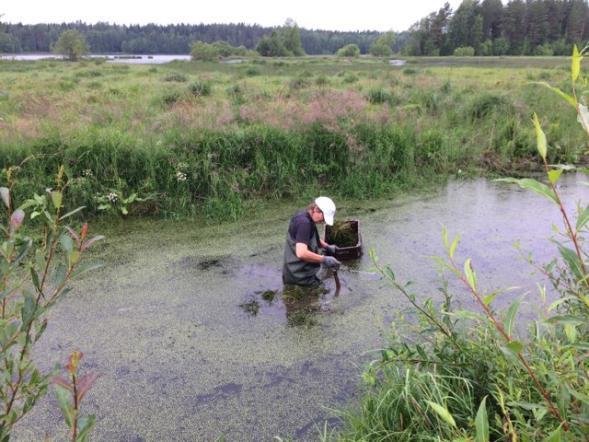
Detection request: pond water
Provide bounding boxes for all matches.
[0,53,191,64]
[14,174,588,441]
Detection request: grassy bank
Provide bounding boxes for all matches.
[0,56,586,220]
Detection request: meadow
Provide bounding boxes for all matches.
[0,56,585,221]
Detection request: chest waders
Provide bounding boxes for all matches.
[282,226,321,287]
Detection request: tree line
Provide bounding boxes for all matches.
[406,0,589,56]
[0,21,395,55]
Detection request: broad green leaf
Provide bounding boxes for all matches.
[55,385,74,427]
[505,299,521,337]
[532,113,547,160]
[576,204,589,230]
[69,250,80,266]
[543,426,563,442]
[449,235,460,259]
[30,267,41,292]
[506,340,524,353]
[21,292,36,330]
[442,226,449,249]
[50,191,62,209]
[76,415,96,442]
[483,291,499,306]
[71,260,104,279]
[572,45,582,82]
[425,400,456,427]
[475,396,489,442]
[533,82,577,108]
[59,233,74,253]
[121,206,129,215]
[495,178,558,204]
[464,258,477,290]
[548,169,563,185]
[558,245,584,282]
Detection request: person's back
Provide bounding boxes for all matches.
[282,210,321,286]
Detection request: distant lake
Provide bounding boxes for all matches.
[0,54,191,64]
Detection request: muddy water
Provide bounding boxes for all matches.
[14,174,587,441]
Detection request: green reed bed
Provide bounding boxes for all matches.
[0,58,586,221]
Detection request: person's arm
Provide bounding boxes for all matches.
[319,239,329,249]
[295,242,326,263]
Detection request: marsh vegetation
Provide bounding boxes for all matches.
[0,56,586,223]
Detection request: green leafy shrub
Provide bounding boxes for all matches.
[0,166,102,440]
[453,46,475,56]
[161,73,188,82]
[367,87,391,104]
[188,80,212,97]
[337,44,360,57]
[468,93,512,120]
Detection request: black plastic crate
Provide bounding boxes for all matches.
[325,219,363,261]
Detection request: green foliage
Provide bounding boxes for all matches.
[190,40,246,61]
[453,46,476,56]
[188,80,212,96]
[190,41,218,61]
[52,351,98,442]
[369,32,395,57]
[0,166,102,440]
[327,46,589,442]
[256,20,305,57]
[468,93,512,120]
[53,30,88,61]
[161,73,188,82]
[336,44,360,57]
[367,87,391,104]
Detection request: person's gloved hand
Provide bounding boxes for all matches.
[325,244,338,256]
[323,256,341,270]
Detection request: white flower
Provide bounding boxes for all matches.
[176,171,187,182]
[82,169,94,177]
[107,192,118,203]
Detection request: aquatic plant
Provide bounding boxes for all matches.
[327,221,358,248]
[0,165,102,441]
[328,46,589,441]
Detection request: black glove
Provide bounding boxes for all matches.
[323,256,341,270]
[325,244,338,256]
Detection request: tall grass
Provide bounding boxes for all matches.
[0,58,585,221]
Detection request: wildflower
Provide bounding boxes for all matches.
[176,171,187,182]
[107,192,118,203]
[82,169,94,177]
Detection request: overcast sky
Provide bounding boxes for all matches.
[3,1,466,32]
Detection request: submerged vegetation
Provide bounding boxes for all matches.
[0,56,586,222]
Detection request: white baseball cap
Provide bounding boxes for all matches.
[315,196,336,226]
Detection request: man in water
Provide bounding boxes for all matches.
[282,196,341,287]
